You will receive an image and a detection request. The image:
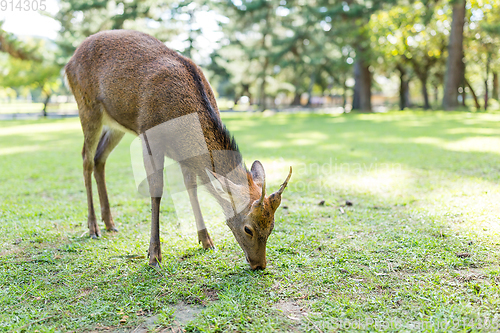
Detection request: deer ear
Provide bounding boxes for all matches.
[205,169,232,201]
[250,160,265,187]
[205,169,250,214]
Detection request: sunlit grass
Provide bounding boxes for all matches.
[0,111,499,331]
[0,102,79,114]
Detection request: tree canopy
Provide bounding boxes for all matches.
[2,0,500,112]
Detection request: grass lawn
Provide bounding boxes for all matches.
[0,111,499,332]
[0,103,78,114]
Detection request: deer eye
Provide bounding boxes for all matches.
[244,226,254,237]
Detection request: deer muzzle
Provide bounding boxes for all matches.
[246,254,267,270]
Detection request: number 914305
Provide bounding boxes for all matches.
[1,0,47,11]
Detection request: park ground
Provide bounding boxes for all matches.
[0,111,499,332]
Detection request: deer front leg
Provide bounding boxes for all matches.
[181,166,215,250]
[146,168,164,267]
[149,196,162,267]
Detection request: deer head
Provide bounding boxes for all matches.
[206,161,292,270]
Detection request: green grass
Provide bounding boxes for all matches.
[0,111,500,332]
[0,102,78,114]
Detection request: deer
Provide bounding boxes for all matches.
[65,30,292,270]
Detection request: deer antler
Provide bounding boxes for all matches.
[257,179,266,205]
[277,167,292,195]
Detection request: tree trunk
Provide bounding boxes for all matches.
[342,79,347,111]
[434,84,439,105]
[461,54,467,107]
[306,71,316,106]
[352,76,359,110]
[442,0,466,110]
[485,55,490,111]
[397,65,407,111]
[259,57,269,112]
[241,84,252,105]
[461,85,466,106]
[42,94,50,117]
[465,78,480,109]
[293,91,301,105]
[352,58,372,112]
[404,80,411,108]
[484,80,489,111]
[419,75,430,110]
[493,72,498,101]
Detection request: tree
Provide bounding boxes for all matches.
[54,0,180,60]
[443,0,466,110]
[0,22,41,61]
[0,34,61,116]
[317,0,398,112]
[466,0,500,110]
[373,1,449,110]
[478,6,500,109]
[215,0,285,111]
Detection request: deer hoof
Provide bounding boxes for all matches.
[90,234,99,239]
[148,261,161,269]
[107,227,119,233]
[198,228,215,250]
[203,241,216,251]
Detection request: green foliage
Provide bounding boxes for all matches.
[210,0,399,108]
[0,22,41,61]
[0,36,61,112]
[372,1,449,109]
[0,53,59,90]
[466,0,500,100]
[53,0,212,60]
[3,0,500,110]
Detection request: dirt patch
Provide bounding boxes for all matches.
[128,315,159,333]
[77,288,94,299]
[128,302,203,333]
[453,268,487,282]
[0,245,23,257]
[183,288,219,306]
[273,300,325,332]
[172,301,203,325]
[274,300,307,321]
[203,288,219,302]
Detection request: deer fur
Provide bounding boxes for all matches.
[65,30,291,270]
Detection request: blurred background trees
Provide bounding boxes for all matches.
[1,0,500,114]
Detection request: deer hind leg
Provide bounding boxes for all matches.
[79,105,103,239]
[93,128,125,232]
[142,139,165,267]
[181,166,215,250]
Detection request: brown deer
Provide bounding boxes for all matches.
[65,30,292,270]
